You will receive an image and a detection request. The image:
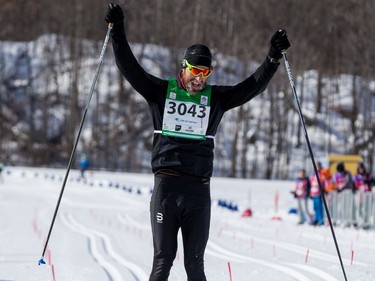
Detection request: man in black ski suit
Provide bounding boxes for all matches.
[106,4,290,281]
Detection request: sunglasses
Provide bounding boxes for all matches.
[184,60,213,77]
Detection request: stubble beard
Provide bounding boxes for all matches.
[186,81,205,95]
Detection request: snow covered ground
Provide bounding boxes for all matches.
[0,166,374,281]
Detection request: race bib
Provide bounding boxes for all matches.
[162,79,211,140]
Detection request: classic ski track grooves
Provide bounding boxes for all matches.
[287,264,340,281]
[9,169,369,280]
[124,213,342,281]
[219,228,368,266]
[207,240,341,281]
[117,214,151,230]
[60,212,148,281]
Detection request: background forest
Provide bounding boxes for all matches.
[0,0,374,179]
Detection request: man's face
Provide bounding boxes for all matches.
[181,62,212,95]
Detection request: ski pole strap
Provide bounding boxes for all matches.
[154,130,215,140]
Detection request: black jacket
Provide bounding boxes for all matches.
[111,26,279,178]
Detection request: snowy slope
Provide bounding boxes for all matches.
[2,35,375,179]
[0,167,374,281]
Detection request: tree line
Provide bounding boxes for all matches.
[2,0,374,76]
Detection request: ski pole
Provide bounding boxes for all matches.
[38,22,113,266]
[282,51,348,281]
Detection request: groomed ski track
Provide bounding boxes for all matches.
[0,167,374,280]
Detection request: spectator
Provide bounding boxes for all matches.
[309,162,328,226]
[315,162,336,225]
[353,162,374,228]
[353,162,374,192]
[331,161,355,227]
[0,162,4,184]
[292,169,311,224]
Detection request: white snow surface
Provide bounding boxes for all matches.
[0,167,374,281]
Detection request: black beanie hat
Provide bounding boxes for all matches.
[182,44,212,68]
[337,161,345,172]
[357,162,366,171]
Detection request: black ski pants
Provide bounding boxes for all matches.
[149,174,211,281]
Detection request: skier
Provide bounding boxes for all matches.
[105,4,290,281]
[79,153,90,179]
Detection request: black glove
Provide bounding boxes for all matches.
[290,190,297,198]
[268,29,291,61]
[105,3,124,25]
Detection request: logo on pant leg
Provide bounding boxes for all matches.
[156,212,163,223]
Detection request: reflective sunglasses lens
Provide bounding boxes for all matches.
[201,69,211,77]
[189,66,211,77]
[185,60,212,77]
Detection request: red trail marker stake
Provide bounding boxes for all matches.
[227,262,233,281]
[305,249,310,263]
[271,191,282,220]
